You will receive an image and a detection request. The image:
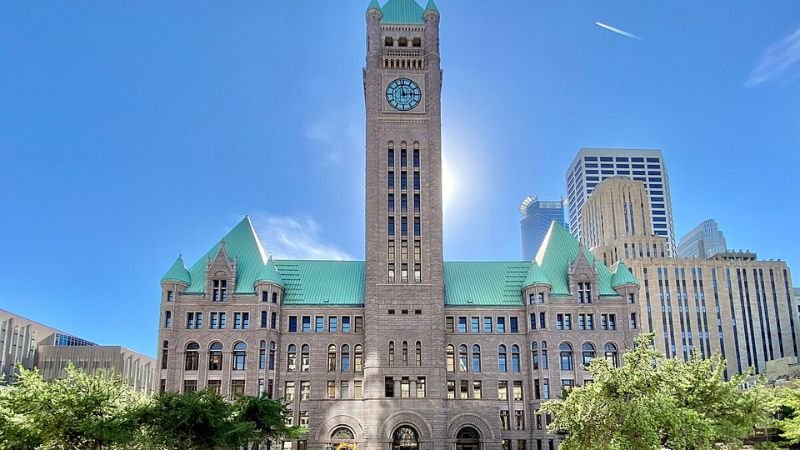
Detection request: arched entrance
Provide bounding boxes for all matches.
[455,426,480,450]
[327,427,357,450]
[392,426,419,450]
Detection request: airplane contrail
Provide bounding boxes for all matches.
[595,21,642,41]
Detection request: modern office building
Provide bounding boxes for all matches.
[581,178,799,376]
[157,2,640,450]
[565,148,676,256]
[519,197,566,261]
[677,219,728,259]
[0,308,155,393]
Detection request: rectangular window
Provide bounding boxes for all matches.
[211,312,218,329]
[385,377,395,398]
[186,312,194,329]
[342,316,351,332]
[416,377,426,398]
[498,380,508,400]
[341,380,350,399]
[401,217,408,236]
[271,312,278,329]
[354,380,363,398]
[164,311,172,328]
[445,316,455,332]
[167,291,174,302]
[329,317,338,333]
[513,380,523,401]
[299,411,309,427]
[388,171,394,189]
[327,381,336,399]
[473,380,482,399]
[510,317,518,333]
[471,317,480,333]
[414,194,420,213]
[261,311,268,328]
[515,410,526,430]
[388,148,394,167]
[401,193,407,213]
[207,380,221,395]
[388,263,395,283]
[458,317,467,333]
[586,314,594,330]
[413,172,420,190]
[401,378,410,398]
[401,149,407,167]
[401,264,408,283]
[262,291,269,302]
[273,292,278,303]
[500,411,510,430]
[354,316,364,333]
[285,381,295,402]
[401,172,407,190]
[300,381,310,401]
[401,240,408,261]
[231,380,245,398]
[315,316,324,332]
[212,279,227,302]
[388,193,395,213]
[388,240,395,261]
[414,217,420,236]
[483,317,492,333]
[447,380,456,399]
[564,313,571,330]
[219,312,226,329]
[183,380,197,393]
[414,264,421,283]
[388,217,395,236]
[413,149,420,167]
[497,317,506,333]
[460,380,469,399]
[289,316,298,332]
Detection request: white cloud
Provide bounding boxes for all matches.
[305,110,361,165]
[595,21,642,41]
[746,24,800,88]
[251,214,352,261]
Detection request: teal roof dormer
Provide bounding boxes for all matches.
[254,256,284,288]
[161,255,191,285]
[522,263,551,290]
[610,261,639,287]
[424,0,439,14]
[381,0,425,24]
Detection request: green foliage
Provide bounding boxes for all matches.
[774,380,800,444]
[539,334,774,450]
[0,364,303,450]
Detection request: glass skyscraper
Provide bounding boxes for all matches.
[677,219,728,258]
[519,196,566,260]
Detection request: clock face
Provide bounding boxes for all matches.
[386,78,421,111]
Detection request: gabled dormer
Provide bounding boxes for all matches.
[568,247,599,304]
[206,240,237,301]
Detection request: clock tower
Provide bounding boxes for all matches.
[362,0,447,448]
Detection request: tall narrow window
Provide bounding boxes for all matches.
[582,343,596,367]
[341,344,351,372]
[269,341,276,370]
[388,240,395,261]
[401,193,408,213]
[446,345,455,372]
[401,172,407,190]
[604,343,619,367]
[459,345,468,371]
[415,341,422,366]
[388,263,395,283]
[414,217,420,236]
[287,344,297,371]
[414,240,421,260]
[184,342,199,371]
[327,345,337,372]
[259,340,267,369]
[402,341,409,366]
[389,341,395,366]
[232,342,247,371]
[511,345,521,372]
[388,193,395,213]
[559,343,573,371]
[413,149,420,168]
[354,345,363,372]
[472,345,481,372]
[414,264,421,283]
[164,311,172,328]
[401,240,408,261]
[414,194,420,213]
[209,342,223,370]
[498,345,508,372]
[388,147,394,167]
[531,342,539,370]
[413,172,420,190]
[388,171,395,189]
[212,279,227,301]
[301,344,310,372]
[401,217,408,236]
[401,264,408,283]
[388,217,395,236]
[401,149,407,167]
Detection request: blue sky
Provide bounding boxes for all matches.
[1,1,798,357]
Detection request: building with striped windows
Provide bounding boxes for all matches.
[580,177,798,377]
[156,2,639,450]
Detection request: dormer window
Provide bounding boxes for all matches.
[213,279,227,301]
[578,282,592,304]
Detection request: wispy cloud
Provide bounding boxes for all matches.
[305,109,361,165]
[595,21,642,41]
[746,24,800,88]
[251,214,353,261]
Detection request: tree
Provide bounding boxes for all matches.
[774,380,800,445]
[141,390,305,450]
[539,334,774,450]
[0,363,149,450]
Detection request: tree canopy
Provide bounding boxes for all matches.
[539,334,774,450]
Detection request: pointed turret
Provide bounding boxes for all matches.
[254,256,284,288]
[367,0,382,13]
[424,0,439,15]
[610,261,638,288]
[522,263,551,290]
[161,255,191,286]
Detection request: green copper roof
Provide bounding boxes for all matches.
[424,0,438,14]
[161,255,191,285]
[444,262,531,306]
[534,222,618,296]
[522,263,551,289]
[610,261,638,287]
[185,216,270,294]
[381,0,425,24]
[367,0,382,12]
[275,260,365,306]
[254,257,284,287]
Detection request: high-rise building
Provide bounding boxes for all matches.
[566,148,676,256]
[677,219,728,259]
[0,309,155,393]
[581,178,799,376]
[157,2,639,449]
[519,196,566,261]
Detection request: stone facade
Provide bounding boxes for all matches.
[581,178,799,377]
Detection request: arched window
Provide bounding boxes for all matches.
[392,426,418,450]
[446,344,455,372]
[354,344,363,372]
[301,344,310,372]
[511,344,521,372]
[287,344,297,371]
[582,343,596,367]
[498,345,508,372]
[559,343,573,371]
[232,342,247,371]
[541,341,549,369]
[458,344,468,372]
[208,342,223,371]
[456,426,480,448]
[341,344,351,372]
[184,342,199,371]
[259,340,267,370]
[604,343,619,367]
[327,344,337,372]
[472,344,481,372]
[402,341,408,366]
[269,341,275,370]
[331,426,355,441]
[389,341,395,367]
[415,341,422,367]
